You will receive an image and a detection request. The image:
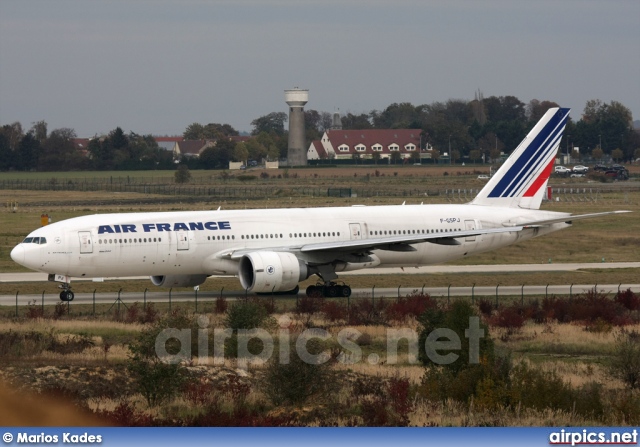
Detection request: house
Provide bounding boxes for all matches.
[307,129,423,161]
[154,136,183,153]
[173,140,215,159]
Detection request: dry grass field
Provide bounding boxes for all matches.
[1,166,639,426]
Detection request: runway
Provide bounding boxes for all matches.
[2,262,639,283]
[0,262,638,307]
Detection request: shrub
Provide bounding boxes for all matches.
[418,300,493,374]
[615,289,640,311]
[53,301,68,319]
[214,296,228,314]
[609,329,640,390]
[25,300,44,319]
[386,292,437,321]
[140,303,159,324]
[348,298,388,326]
[490,305,526,335]
[322,301,348,322]
[263,337,333,406]
[95,402,157,426]
[225,300,268,331]
[477,299,493,317]
[125,302,141,324]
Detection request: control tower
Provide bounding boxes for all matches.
[285,88,308,166]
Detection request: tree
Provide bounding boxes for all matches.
[611,148,624,162]
[174,164,191,183]
[30,120,48,144]
[341,112,373,130]
[591,147,604,161]
[38,127,80,171]
[450,149,461,164]
[251,112,287,135]
[16,132,41,170]
[373,102,422,129]
[232,142,249,163]
[526,99,560,123]
[0,134,13,170]
[469,149,482,164]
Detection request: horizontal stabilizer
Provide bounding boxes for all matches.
[504,210,631,228]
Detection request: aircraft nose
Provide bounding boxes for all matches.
[10,245,25,265]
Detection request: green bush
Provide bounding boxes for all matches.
[263,337,333,406]
[225,300,268,332]
[609,329,640,389]
[126,309,194,407]
[418,300,493,374]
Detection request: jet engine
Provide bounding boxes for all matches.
[150,274,208,288]
[238,251,308,293]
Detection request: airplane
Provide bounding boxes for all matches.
[10,108,629,301]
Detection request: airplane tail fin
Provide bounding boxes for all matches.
[471,107,570,210]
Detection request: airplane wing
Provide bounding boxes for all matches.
[505,210,631,228]
[222,226,524,260]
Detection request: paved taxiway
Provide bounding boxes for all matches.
[0,262,638,306]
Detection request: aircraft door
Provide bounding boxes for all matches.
[464,219,479,242]
[79,231,93,254]
[349,223,362,240]
[177,230,189,251]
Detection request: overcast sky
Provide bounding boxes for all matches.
[1,0,638,137]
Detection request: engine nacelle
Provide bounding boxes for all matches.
[238,251,308,293]
[150,274,208,288]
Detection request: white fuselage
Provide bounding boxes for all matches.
[11,203,569,280]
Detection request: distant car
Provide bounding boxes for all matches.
[593,164,609,172]
[605,168,629,180]
[554,166,571,174]
[572,165,589,173]
[477,174,489,179]
[570,173,585,178]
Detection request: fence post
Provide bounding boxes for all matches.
[42,290,45,315]
[169,287,172,311]
[372,285,375,308]
[421,284,426,295]
[144,288,148,310]
[448,284,451,306]
[195,287,199,313]
[570,283,574,301]
[93,289,96,316]
[521,284,525,306]
[495,284,500,308]
[397,285,401,302]
[546,284,549,300]
[471,283,476,304]
[15,291,18,318]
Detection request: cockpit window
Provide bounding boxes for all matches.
[21,237,46,244]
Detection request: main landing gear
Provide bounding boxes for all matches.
[58,285,75,302]
[306,281,352,298]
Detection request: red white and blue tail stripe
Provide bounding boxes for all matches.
[471,107,570,210]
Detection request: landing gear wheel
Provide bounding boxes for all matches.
[59,290,74,302]
[306,285,322,297]
[324,285,338,297]
[306,282,352,298]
